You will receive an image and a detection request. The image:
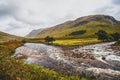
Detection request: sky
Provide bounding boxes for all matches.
[0,0,120,36]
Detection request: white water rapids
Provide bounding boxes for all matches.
[75,42,120,63]
[13,42,120,76]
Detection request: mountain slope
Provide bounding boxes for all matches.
[36,15,120,39]
[0,31,22,42]
[26,28,44,38]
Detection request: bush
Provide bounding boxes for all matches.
[95,30,120,42]
[22,39,26,43]
[106,35,114,42]
[69,30,86,36]
[114,40,120,46]
[44,36,55,44]
[111,33,120,41]
[95,30,108,41]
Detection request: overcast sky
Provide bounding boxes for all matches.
[0,0,120,36]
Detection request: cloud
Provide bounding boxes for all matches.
[0,0,120,36]
[95,0,120,20]
[0,0,17,18]
[112,0,120,5]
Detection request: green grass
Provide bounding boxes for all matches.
[22,38,101,46]
[53,38,101,46]
[0,31,23,43]
[34,20,120,47]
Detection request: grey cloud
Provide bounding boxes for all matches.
[112,0,120,5]
[95,6,112,13]
[0,2,16,17]
[114,10,120,20]
[5,26,15,31]
[95,3,120,20]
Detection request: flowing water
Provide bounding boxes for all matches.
[13,42,120,76]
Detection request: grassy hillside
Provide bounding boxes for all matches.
[0,31,23,42]
[36,15,120,39]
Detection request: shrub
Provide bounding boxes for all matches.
[114,39,120,46]
[44,36,55,44]
[111,33,120,41]
[95,30,108,41]
[106,35,114,42]
[22,39,26,43]
[69,30,86,36]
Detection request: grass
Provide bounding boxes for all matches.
[35,21,120,46]
[53,38,101,46]
[23,38,101,46]
[36,21,120,39]
[0,31,23,43]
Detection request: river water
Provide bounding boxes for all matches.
[13,42,120,77]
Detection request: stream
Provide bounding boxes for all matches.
[13,42,120,78]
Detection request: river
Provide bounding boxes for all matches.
[13,42,120,79]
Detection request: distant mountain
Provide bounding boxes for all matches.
[26,28,45,38]
[36,15,120,39]
[0,31,22,42]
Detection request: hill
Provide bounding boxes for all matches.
[26,28,45,38]
[0,31,23,42]
[36,15,120,39]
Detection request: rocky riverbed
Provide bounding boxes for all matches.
[13,42,120,80]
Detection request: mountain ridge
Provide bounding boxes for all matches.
[29,14,120,39]
[26,28,45,38]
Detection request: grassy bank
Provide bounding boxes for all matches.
[53,38,101,46]
[24,38,101,46]
[0,40,88,80]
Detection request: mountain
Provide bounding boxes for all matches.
[26,28,45,38]
[0,31,22,42]
[36,15,120,39]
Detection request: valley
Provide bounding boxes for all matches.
[0,14,120,80]
[0,0,120,79]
